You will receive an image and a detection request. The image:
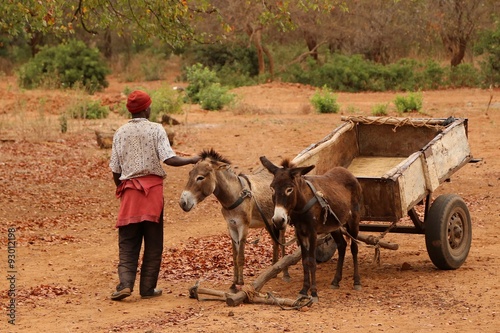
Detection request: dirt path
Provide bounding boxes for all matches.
[0,77,499,333]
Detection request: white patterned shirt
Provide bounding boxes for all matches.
[109,118,175,180]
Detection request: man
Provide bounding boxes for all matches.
[109,90,200,300]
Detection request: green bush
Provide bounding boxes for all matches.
[68,100,109,119]
[371,103,389,116]
[394,92,423,113]
[184,43,259,87]
[149,87,184,121]
[310,87,340,113]
[475,19,500,87]
[447,63,481,88]
[18,40,110,93]
[184,63,219,103]
[198,83,235,111]
[279,54,483,92]
[423,60,446,89]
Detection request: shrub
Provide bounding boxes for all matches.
[310,87,340,113]
[447,63,481,88]
[371,103,389,116]
[17,40,110,93]
[184,63,219,103]
[59,114,68,133]
[475,19,500,87]
[394,92,423,113]
[185,43,259,87]
[149,87,184,121]
[423,60,446,89]
[198,83,235,111]
[67,99,109,119]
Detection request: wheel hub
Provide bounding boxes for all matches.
[448,213,463,249]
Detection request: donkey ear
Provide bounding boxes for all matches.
[291,165,315,177]
[260,156,279,174]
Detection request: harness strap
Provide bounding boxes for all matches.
[226,176,252,210]
[240,174,293,247]
[294,180,342,227]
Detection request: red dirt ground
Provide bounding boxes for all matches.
[0,72,499,333]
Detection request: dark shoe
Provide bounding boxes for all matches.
[111,287,131,301]
[141,288,162,299]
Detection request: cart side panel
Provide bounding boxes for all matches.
[359,178,401,221]
[293,124,358,175]
[397,154,430,214]
[358,124,439,157]
[423,121,472,185]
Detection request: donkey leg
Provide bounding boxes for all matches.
[299,251,312,298]
[351,239,362,290]
[309,238,319,302]
[229,240,239,293]
[350,208,362,290]
[330,230,347,289]
[235,240,246,285]
[280,229,291,282]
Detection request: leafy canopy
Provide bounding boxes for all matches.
[1,0,342,47]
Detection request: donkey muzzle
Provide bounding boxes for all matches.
[271,206,289,230]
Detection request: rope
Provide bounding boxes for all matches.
[343,116,447,132]
[241,285,257,303]
[266,292,314,310]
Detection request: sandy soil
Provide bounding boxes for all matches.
[0,73,499,333]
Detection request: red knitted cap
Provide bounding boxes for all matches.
[126,90,152,113]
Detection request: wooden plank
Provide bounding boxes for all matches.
[293,122,358,173]
[348,157,406,178]
[357,124,438,157]
[426,122,472,182]
[357,178,401,221]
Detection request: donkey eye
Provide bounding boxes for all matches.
[196,176,205,182]
[285,187,293,196]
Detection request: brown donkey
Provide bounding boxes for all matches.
[179,149,289,293]
[260,156,362,302]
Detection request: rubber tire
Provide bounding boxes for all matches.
[425,194,472,270]
[315,234,337,263]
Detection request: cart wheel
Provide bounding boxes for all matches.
[425,194,472,270]
[316,234,337,263]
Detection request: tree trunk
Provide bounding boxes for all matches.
[442,35,467,67]
[103,29,112,60]
[304,31,319,62]
[246,23,266,76]
[28,31,44,57]
[451,37,467,67]
[261,44,274,81]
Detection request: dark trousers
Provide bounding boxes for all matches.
[116,213,163,296]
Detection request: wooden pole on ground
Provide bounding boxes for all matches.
[225,248,302,307]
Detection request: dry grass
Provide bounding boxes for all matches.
[230,102,275,115]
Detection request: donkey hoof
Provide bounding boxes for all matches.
[282,275,291,283]
[330,284,340,290]
[353,284,362,291]
[311,296,319,303]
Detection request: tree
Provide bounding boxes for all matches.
[185,0,341,79]
[428,0,492,66]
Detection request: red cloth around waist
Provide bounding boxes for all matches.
[115,175,164,228]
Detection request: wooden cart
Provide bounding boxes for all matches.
[292,116,473,270]
[189,116,475,307]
